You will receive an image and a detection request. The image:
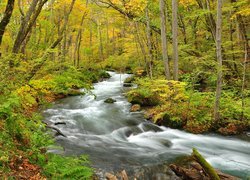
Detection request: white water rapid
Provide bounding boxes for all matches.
[43,72,250,179]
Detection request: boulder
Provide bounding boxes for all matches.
[105,173,117,180]
[157,113,184,129]
[104,98,116,103]
[124,76,135,83]
[67,89,85,96]
[123,83,133,87]
[130,104,141,112]
[99,71,111,79]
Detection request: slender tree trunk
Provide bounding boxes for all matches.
[112,27,116,55]
[77,31,83,68]
[133,32,142,67]
[229,17,239,76]
[26,0,76,82]
[196,0,216,42]
[146,6,153,79]
[135,22,149,76]
[12,0,48,54]
[97,20,104,61]
[160,0,170,80]
[0,0,15,56]
[214,0,223,123]
[172,0,179,80]
[241,43,248,120]
[74,15,85,66]
[179,14,187,44]
[192,17,199,49]
[89,22,93,60]
[106,18,110,57]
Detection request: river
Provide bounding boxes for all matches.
[43,72,250,179]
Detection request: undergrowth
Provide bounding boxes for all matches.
[0,57,108,178]
[127,77,250,134]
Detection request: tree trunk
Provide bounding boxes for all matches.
[196,0,216,42]
[0,0,15,56]
[135,22,149,76]
[146,6,153,79]
[12,0,48,54]
[214,0,223,123]
[26,0,76,82]
[160,0,170,80]
[172,0,179,80]
[77,31,83,68]
[74,14,85,66]
[179,14,187,44]
[241,43,248,120]
[112,27,116,55]
[192,148,220,180]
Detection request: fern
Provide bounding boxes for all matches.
[43,154,93,179]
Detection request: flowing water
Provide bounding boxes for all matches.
[43,72,250,179]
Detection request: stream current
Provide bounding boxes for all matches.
[44,72,250,179]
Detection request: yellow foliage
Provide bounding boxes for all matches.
[179,0,197,7]
[110,0,146,15]
[15,85,38,110]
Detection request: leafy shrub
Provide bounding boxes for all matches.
[127,78,188,106]
[129,77,249,133]
[42,154,93,179]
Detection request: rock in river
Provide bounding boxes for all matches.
[130,104,141,112]
[104,98,116,103]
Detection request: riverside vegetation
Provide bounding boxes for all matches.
[0,0,249,178]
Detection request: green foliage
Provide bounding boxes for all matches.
[129,77,249,133]
[0,58,97,178]
[192,148,220,180]
[127,78,187,106]
[42,154,93,179]
[98,70,111,79]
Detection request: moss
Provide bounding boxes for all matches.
[124,76,135,83]
[104,98,116,103]
[67,89,85,96]
[192,148,220,180]
[98,70,111,79]
[158,113,184,129]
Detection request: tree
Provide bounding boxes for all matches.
[214,0,223,122]
[12,0,48,54]
[172,0,179,80]
[160,0,170,80]
[146,4,153,79]
[26,0,77,81]
[0,0,15,56]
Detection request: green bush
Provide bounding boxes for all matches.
[42,154,93,179]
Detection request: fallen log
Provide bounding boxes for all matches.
[44,122,67,137]
[192,148,220,180]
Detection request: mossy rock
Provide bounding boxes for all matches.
[99,71,111,79]
[123,83,133,87]
[130,104,141,112]
[124,76,135,83]
[67,89,85,96]
[104,98,116,103]
[128,94,160,106]
[157,113,184,129]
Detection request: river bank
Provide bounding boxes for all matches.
[0,67,111,179]
[125,75,250,136]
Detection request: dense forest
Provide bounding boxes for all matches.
[0,0,249,179]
